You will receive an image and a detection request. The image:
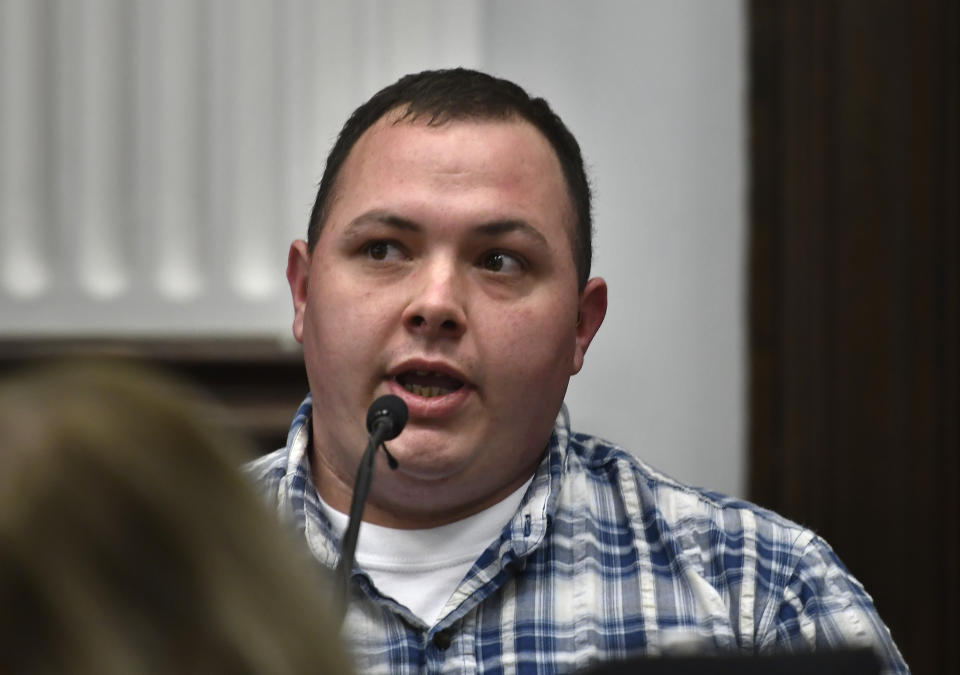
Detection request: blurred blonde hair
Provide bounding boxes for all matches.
[0,359,351,674]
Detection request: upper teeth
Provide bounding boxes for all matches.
[403,383,450,398]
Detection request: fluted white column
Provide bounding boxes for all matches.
[134,0,205,301]
[0,0,485,334]
[227,0,282,300]
[0,0,50,300]
[70,0,129,299]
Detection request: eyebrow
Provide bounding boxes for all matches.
[345,210,550,248]
[474,219,550,248]
[344,211,420,235]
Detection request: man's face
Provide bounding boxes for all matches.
[287,113,606,527]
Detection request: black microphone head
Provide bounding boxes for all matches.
[366,395,409,440]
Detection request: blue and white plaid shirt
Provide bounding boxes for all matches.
[246,395,907,674]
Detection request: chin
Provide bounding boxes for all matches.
[390,454,466,482]
[385,437,474,482]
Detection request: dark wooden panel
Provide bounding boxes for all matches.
[0,338,309,458]
[749,1,958,672]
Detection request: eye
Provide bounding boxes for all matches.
[363,240,406,262]
[479,251,524,274]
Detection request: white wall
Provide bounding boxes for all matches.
[482,1,748,497]
[0,0,746,497]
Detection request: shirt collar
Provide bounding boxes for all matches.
[277,394,340,567]
[493,404,571,568]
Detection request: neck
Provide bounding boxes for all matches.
[309,441,541,529]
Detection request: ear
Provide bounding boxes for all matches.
[571,277,607,374]
[286,240,312,343]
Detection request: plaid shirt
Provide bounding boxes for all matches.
[246,396,908,674]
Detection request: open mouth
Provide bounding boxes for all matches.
[394,370,465,398]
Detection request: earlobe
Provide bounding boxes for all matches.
[571,277,608,374]
[286,240,312,343]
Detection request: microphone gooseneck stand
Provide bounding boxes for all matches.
[334,395,408,623]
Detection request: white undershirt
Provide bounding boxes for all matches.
[319,477,533,627]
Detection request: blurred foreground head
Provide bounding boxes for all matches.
[0,360,352,674]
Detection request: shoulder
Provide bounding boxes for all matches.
[551,432,906,667]
[565,431,806,536]
[559,430,824,581]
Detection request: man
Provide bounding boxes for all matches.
[247,69,907,673]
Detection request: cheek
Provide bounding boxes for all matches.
[302,279,385,368]
[482,303,577,382]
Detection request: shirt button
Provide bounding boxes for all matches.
[432,629,453,650]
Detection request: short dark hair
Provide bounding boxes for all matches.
[307,68,593,290]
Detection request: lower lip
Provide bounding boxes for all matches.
[386,379,472,419]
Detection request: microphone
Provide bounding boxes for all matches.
[335,395,408,621]
[365,395,408,468]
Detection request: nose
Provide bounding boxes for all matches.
[401,259,467,339]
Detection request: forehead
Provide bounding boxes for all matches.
[329,112,577,243]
